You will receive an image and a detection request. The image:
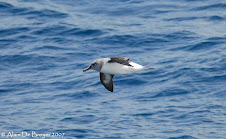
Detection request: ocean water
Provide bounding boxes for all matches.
[0,0,226,138]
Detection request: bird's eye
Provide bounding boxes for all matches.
[92,63,97,66]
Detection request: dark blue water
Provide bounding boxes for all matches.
[0,0,226,138]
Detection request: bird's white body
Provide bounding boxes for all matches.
[83,56,154,92]
[100,62,146,75]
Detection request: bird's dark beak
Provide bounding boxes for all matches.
[83,66,92,72]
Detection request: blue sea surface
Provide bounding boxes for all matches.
[0,0,226,139]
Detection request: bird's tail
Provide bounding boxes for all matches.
[143,67,154,70]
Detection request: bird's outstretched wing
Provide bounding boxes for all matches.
[108,56,132,67]
[100,73,114,92]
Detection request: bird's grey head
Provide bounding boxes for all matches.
[83,59,105,72]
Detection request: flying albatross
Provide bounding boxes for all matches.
[83,56,154,92]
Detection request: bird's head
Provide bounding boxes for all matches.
[83,59,103,72]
